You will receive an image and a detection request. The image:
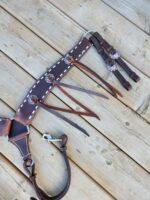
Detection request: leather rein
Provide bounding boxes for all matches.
[0,31,140,200]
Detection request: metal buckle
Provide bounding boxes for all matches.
[42,133,62,142]
[109,52,120,59]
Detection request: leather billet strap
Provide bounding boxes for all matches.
[90,32,140,90]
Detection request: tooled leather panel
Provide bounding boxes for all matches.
[0,118,11,137]
[14,37,92,125]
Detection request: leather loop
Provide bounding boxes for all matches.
[23,134,71,200]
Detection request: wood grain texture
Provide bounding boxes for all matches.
[1,1,150,122]
[102,0,150,35]
[0,1,150,200]
[1,0,150,77]
[0,7,150,173]
[0,155,37,200]
[0,101,113,200]
[47,0,150,76]
[0,50,150,200]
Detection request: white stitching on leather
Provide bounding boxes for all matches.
[21,39,89,119]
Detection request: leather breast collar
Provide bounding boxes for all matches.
[0,31,140,200]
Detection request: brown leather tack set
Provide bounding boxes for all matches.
[0,31,140,200]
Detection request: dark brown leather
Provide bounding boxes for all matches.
[14,38,92,126]
[0,31,131,200]
[91,32,140,83]
[90,34,132,91]
[0,118,11,137]
[23,134,71,200]
[9,132,31,160]
[68,57,122,97]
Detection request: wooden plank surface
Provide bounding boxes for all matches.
[2,0,149,76]
[0,0,150,200]
[102,0,150,35]
[0,154,36,200]
[0,7,150,172]
[1,37,150,200]
[0,100,113,200]
[1,1,150,122]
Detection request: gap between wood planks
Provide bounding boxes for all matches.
[1,50,150,176]
[0,3,150,125]
[0,153,37,199]
[0,99,116,200]
[0,5,150,173]
[0,51,150,199]
[101,0,150,36]
[47,0,150,78]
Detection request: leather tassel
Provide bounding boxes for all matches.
[54,81,109,99]
[54,82,100,119]
[36,102,90,136]
[67,57,122,98]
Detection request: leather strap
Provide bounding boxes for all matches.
[90,34,132,91]
[23,134,71,200]
[0,31,133,200]
[66,56,122,97]
[14,38,92,126]
[91,32,140,83]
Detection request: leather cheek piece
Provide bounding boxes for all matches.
[0,118,11,137]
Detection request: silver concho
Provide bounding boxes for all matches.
[64,54,73,65]
[28,95,38,104]
[45,73,55,83]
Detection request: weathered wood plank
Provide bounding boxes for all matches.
[0,53,150,200]
[0,102,113,200]
[1,2,150,122]
[102,0,150,35]
[0,154,37,200]
[1,0,150,77]
[1,7,150,175]
[48,0,150,76]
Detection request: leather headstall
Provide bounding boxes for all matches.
[0,31,140,200]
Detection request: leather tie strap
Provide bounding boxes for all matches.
[90,32,140,85]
